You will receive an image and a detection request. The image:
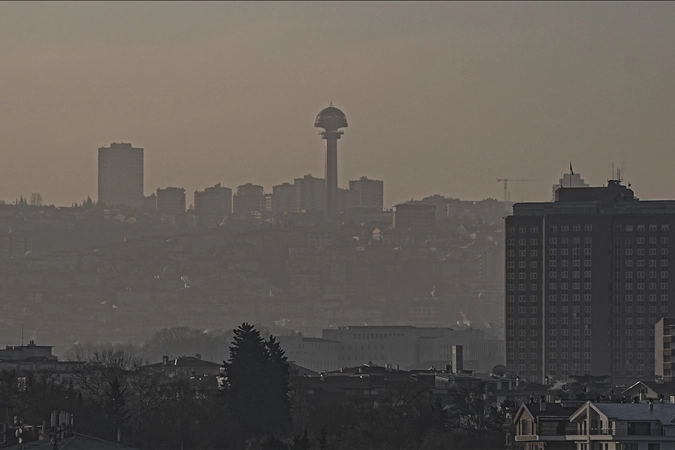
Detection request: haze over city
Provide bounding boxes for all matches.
[2,2,675,207]
[5,3,675,450]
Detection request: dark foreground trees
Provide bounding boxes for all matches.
[1,323,507,449]
[223,322,292,442]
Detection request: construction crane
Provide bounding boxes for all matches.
[497,179,538,203]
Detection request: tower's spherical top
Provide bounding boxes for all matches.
[315,104,348,130]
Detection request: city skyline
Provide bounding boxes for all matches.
[3,2,675,206]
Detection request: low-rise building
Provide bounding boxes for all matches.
[144,355,222,379]
[514,400,675,450]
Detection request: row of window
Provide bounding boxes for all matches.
[550,329,592,336]
[616,224,669,232]
[614,305,666,313]
[507,284,539,292]
[550,260,592,267]
[549,248,593,255]
[508,224,670,234]
[624,248,669,255]
[548,341,592,347]
[547,271,593,278]
[615,294,669,302]
[549,363,593,371]
[624,260,669,267]
[621,271,669,279]
[613,328,656,335]
[615,282,670,290]
[549,282,594,290]
[549,318,592,325]
[615,237,669,244]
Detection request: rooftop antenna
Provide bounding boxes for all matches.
[21,324,24,346]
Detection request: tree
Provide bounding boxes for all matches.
[318,426,328,450]
[265,335,291,433]
[225,323,291,439]
[29,193,43,207]
[290,430,311,450]
[105,377,129,431]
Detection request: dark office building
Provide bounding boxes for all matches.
[506,180,675,384]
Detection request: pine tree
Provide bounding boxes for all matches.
[104,377,129,434]
[290,430,311,450]
[225,323,292,439]
[225,323,269,437]
[318,426,328,450]
[265,335,291,434]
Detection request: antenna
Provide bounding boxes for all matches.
[21,324,24,346]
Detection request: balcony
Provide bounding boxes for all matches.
[586,428,665,437]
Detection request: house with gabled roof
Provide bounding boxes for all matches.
[512,401,578,450]
[568,401,675,449]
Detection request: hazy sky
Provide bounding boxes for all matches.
[2,2,675,207]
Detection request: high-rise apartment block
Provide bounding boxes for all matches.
[294,175,325,213]
[233,183,264,216]
[272,183,295,216]
[655,318,675,382]
[97,143,144,208]
[156,187,186,215]
[505,180,675,384]
[349,176,384,211]
[194,183,232,217]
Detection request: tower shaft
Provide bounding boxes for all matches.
[325,136,339,219]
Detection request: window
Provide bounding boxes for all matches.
[585,224,592,232]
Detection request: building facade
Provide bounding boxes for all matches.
[156,187,186,215]
[506,181,675,384]
[194,183,232,217]
[655,318,675,382]
[97,142,144,208]
[294,175,325,213]
[348,177,384,211]
[233,183,264,216]
[272,183,295,216]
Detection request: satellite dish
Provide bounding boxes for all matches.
[492,364,507,376]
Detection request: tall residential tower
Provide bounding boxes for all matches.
[97,142,144,208]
